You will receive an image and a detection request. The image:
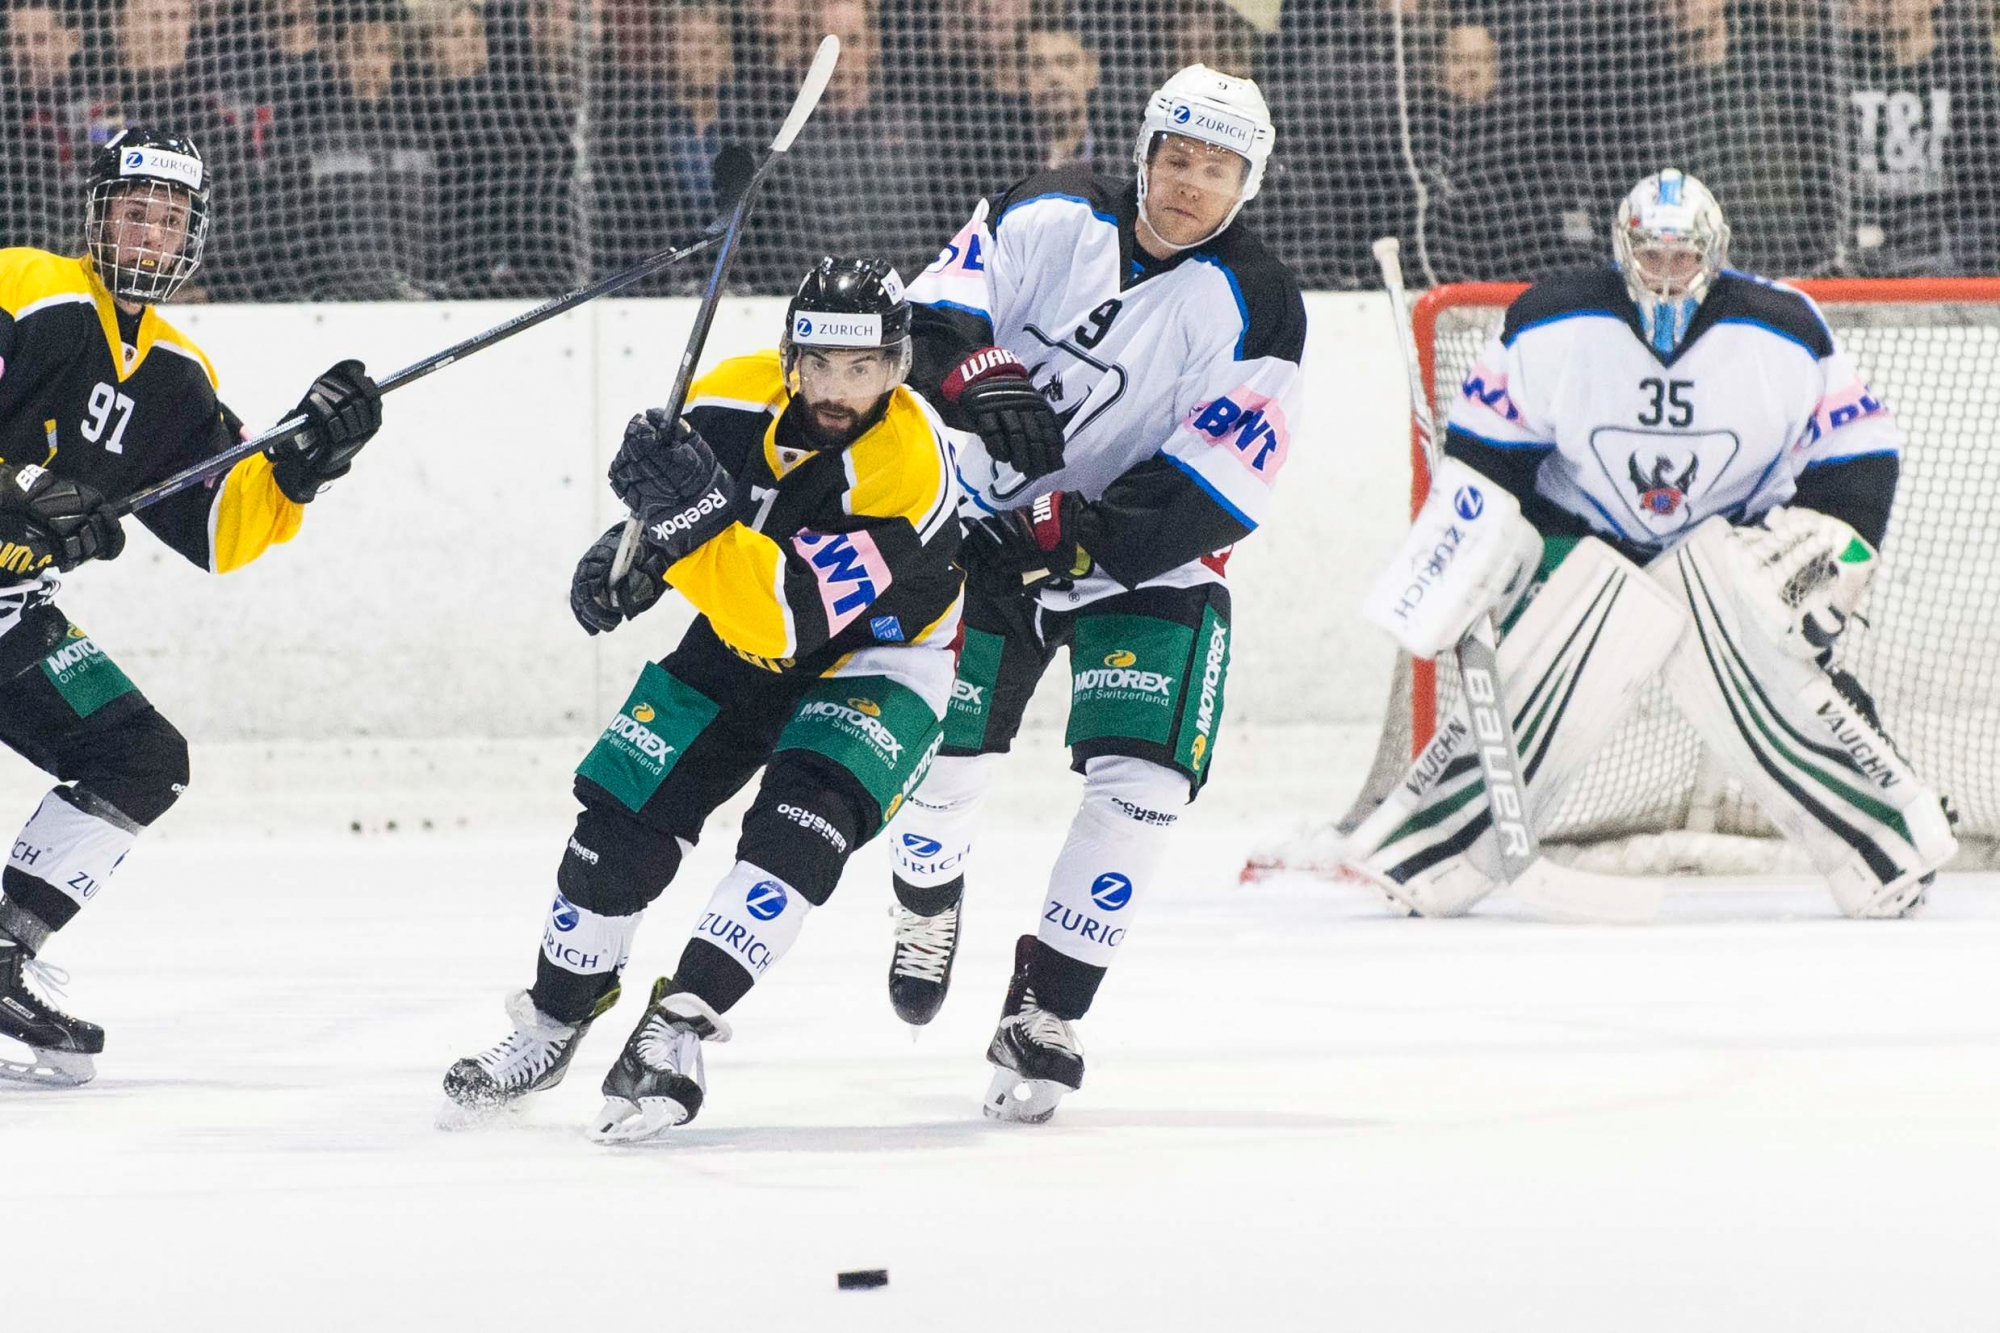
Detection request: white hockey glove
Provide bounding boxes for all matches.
[1727,506,1877,665]
[1362,457,1544,658]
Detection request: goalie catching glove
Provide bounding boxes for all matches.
[265,359,383,503]
[1362,457,1544,658]
[961,489,1093,593]
[0,463,123,580]
[942,347,1065,480]
[1724,505,1876,665]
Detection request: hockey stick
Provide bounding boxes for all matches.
[1370,237,1661,924]
[607,33,842,586]
[110,154,759,520]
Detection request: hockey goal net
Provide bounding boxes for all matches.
[1270,277,2000,880]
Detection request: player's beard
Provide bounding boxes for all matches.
[797,394,889,450]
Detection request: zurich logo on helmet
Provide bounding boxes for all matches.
[1171,104,1191,124]
[901,833,943,857]
[1453,486,1484,521]
[1090,872,1133,911]
[125,150,146,168]
[550,892,581,932]
[795,317,813,338]
[745,879,789,921]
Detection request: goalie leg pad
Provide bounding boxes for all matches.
[1347,537,1688,915]
[1653,519,1957,918]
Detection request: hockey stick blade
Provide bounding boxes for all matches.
[605,36,841,587]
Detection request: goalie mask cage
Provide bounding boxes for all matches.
[1290,277,2000,880]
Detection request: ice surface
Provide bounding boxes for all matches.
[4,734,1998,1331]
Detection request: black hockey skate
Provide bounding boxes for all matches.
[441,984,615,1118]
[888,875,963,1027]
[588,976,732,1145]
[0,933,103,1088]
[982,935,1083,1124]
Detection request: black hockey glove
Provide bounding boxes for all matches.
[570,523,669,636]
[0,463,125,580]
[609,407,739,563]
[960,490,1093,594]
[941,347,1065,481]
[266,359,384,503]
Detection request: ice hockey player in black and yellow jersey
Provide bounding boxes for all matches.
[444,257,962,1142]
[0,128,385,1086]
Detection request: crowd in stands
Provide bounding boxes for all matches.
[4,0,1998,300]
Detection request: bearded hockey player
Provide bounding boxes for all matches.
[883,65,1306,1122]
[443,257,963,1143]
[0,128,383,1086]
[1346,169,1956,920]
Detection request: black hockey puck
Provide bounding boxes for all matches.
[837,1269,889,1290]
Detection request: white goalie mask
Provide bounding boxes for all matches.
[1613,168,1731,357]
[1132,63,1275,252]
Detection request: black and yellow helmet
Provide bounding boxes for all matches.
[85,127,210,303]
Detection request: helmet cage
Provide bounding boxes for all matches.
[1613,169,1730,356]
[86,176,208,304]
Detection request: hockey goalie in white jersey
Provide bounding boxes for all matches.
[1346,169,1956,919]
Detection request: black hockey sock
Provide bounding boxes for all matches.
[671,938,757,1016]
[1025,938,1106,1022]
[530,957,620,1027]
[0,895,54,954]
[1,870,78,935]
[892,873,963,917]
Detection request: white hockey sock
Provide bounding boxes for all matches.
[1037,757,1183,969]
[7,786,141,912]
[887,752,1001,888]
[690,861,813,982]
[540,891,641,979]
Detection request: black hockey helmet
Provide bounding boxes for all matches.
[85,127,210,304]
[780,257,913,431]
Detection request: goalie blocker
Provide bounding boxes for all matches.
[1349,472,1955,918]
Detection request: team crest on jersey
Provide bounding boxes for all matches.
[1628,452,1699,516]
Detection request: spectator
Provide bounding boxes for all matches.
[1169,0,1261,77]
[924,0,1039,214]
[729,0,813,135]
[2,0,86,252]
[304,0,435,297]
[739,0,939,291]
[1843,0,1994,275]
[1657,0,1837,276]
[590,0,679,291]
[513,0,585,290]
[662,0,734,241]
[1022,5,1111,173]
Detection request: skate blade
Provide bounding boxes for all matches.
[586,1095,692,1144]
[0,1047,96,1088]
[982,1065,1065,1124]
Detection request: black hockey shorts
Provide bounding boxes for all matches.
[941,578,1233,796]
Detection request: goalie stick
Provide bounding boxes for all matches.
[1368,236,1662,924]
[111,152,757,519]
[607,33,842,586]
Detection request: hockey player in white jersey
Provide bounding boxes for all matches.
[884,65,1307,1121]
[1346,169,1956,919]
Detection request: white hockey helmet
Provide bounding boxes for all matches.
[1613,168,1731,356]
[1133,63,1275,251]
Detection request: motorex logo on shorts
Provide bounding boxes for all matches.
[745,879,789,921]
[1090,873,1133,911]
[901,833,943,857]
[1454,486,1484,521]
[550,892,581,932]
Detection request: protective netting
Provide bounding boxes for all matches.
[1339,282,2000,872]
[9,1,2000,302]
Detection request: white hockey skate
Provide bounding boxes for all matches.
[588,977,732,1145]
[0,935,101,1088]
[439,986,609,1126]
[982,935,1083,1124]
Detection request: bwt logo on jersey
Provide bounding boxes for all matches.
[795,531,880,616]
[1089,872,1133,910]
[549,892,582,932]
[744,880,789,921]
[1629,453,1698,516]
[1459,370,1523,423]
[1190,397,1284,471]
[649,489,730,544]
